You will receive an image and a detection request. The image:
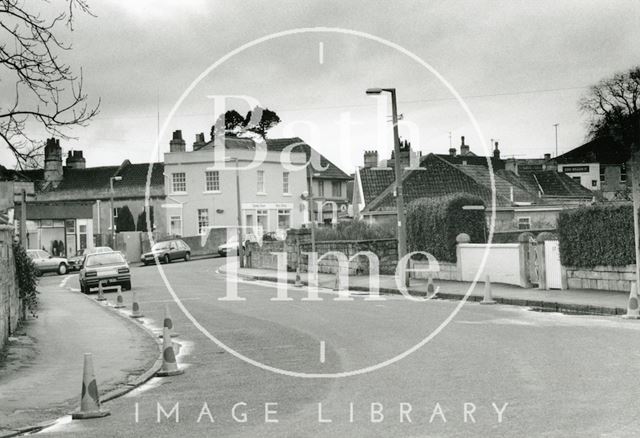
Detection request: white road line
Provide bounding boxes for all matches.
[320,340,326,363]
[141,297,202,304]
[318,41,324,64]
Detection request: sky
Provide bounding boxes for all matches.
[2,0,639,173]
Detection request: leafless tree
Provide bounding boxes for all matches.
[0,0,99,170]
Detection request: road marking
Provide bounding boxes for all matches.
[59,275,74,288]
[318,41,324,64]
[320,341,325,363]
[141,297,202,304]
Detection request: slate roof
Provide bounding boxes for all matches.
[555,136,629,165]
[196,136,352,180]
[52,162,164,192]
[455,164,535,203]
[363,154,512,212]
[519,171,593,198]
[358,167,396,204]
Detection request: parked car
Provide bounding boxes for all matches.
[79,251,131,293]
[140,239,191,265]
[218,234,258,257]
[68,246,113,271]
[27,249,69,275]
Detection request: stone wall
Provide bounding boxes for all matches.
[410,261,459,281]
[0,225,20,350]
[565,265,636,292]
[299,239,398,275]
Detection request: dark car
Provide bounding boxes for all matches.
[140,239,191,265]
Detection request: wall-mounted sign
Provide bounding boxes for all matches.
[561,165,590,173]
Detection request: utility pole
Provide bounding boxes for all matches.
[109,176,122,249]
[235,157,244,268]
[308,171,316,255]
[554,123,559,157]
[389,90,408,286]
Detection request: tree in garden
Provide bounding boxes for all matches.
[243,107,281,138]
[136,207,154,232]
[116,205,135,232]
[0,0,100,169]
[209,110,246,140]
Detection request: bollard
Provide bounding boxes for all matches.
[623,282,640,319]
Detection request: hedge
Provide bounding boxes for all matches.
[406,194,486,262]
[315,220,395,241]
[558,204,635,268]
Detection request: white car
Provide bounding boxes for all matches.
[26,249,69,275]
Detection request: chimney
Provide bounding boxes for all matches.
[170,130,186,152]
[449,147,456,157]
[44,138,63,188]
[363,150,378,168]
[65,150,86,169]
[460,136,470,156]
[193,132,206,151]
[493,141,500,159]
[544,153,551,161]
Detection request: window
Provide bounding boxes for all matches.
[317,180,325,197]
[170,215,182,236]
[257,170,265,193]
[256,209,268,234]
[205,170,220,192]
[282,172,289,194]
[621,164,627,182]
[332,181,342,197]
[197,209,209,235]
[591,180,597,187]
[172,172,186,193]
[517,217,531,230]
[277,209,291,230]
[599,166,605,183]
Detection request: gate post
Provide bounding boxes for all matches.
[518,232,534,288]
[536,232,558,290]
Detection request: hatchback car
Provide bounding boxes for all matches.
[140,239,191,265]
[79,251,131,293]
[27,249,69,275]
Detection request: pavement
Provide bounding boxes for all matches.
[0,273,160,437]
[223,263,631,316]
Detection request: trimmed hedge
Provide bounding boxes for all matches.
[315,220,395,241]
[558,204,635,268]
[406,194,486,262]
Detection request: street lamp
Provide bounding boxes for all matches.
[308,172,322,255]
[110,176,123,249]
[366,87,408,286]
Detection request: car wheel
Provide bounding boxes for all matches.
[143,261,149,266]
[34,268,42,277]
[80,282,87,294]
[57,263,67,275]
[184,252,191,262]
[163,254,170,264]
[123,281,131,291]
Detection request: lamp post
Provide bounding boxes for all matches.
[308,172,321,255]
[234,157,244,268]
[110,176,122,249]
[366,87,408,285]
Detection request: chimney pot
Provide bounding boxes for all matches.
[544,153,551,161]
[363,150,379,168]
[170,129,186,152]
[449,147,456,157]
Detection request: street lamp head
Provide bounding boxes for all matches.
[113,176,123,181]
[365,88,383,95]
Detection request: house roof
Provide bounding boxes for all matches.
[363,154,512,213]
[519,171,593,198]
[358,166,396,204]
[195,136,352,180]
[555,136,629,165]
[455,164,536,203]
[52,162,164,192]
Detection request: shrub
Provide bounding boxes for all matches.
[558,204,635,268]
[314,220,396,241]
[116,205,135,232]
[13,243,39,317]
[406,194,486,262]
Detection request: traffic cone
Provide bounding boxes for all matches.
[71,353,110,419]
[159,304,179,338]
[156,326,184,377]
[294,265,302,287]
[96,281,107,302]
[426,275,437,297]
[130,290,144,318]
[480,275,496,305]
[623,282,640,319]
[114,286,125,309]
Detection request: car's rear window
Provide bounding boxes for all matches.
[152,241,171,251]
[85,252,124,267]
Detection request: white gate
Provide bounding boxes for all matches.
[544,240,562,289]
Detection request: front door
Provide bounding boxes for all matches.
[544,240,562,289]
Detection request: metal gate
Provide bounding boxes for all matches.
[544,240,562,289]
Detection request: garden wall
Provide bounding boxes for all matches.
[565,265,636,292]
[0,225,20,350]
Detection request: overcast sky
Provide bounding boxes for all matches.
[2,0,639,172]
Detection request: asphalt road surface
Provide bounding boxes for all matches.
[36,257,640,437]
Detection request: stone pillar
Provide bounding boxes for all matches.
[518,232,534,288]
[456,233,470,281]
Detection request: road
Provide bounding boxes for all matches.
[36,257,640,437]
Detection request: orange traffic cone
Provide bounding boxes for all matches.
[114,286,125,309]
[96,281,107,302]
[71,353,110,419]
[623,282,639,319]
[480,275,496,305]
[156,326,184,377]
[294,265,302,287]
[159,304,179,338]
[130,290,143,318]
